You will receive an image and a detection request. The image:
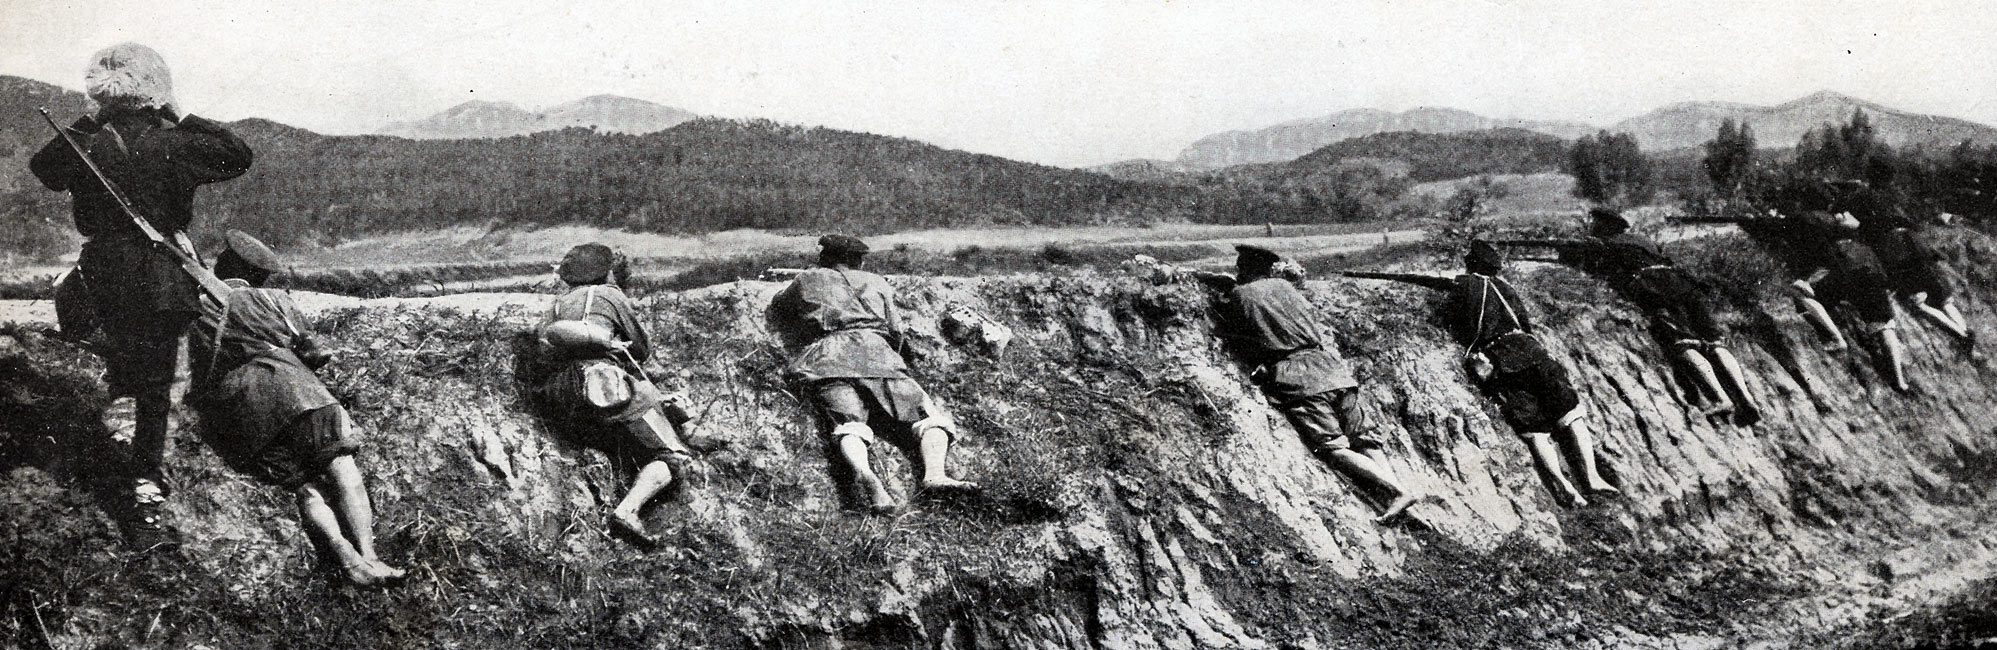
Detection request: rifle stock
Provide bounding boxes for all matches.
[39,108,232,305]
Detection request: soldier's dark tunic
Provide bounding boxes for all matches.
[1835,188,1939,312]
[1446,274,1581,433]
[1572,233,1725,346]
[1885,229,1964,305]
[30,112,253,394]
[1858,222,1962,306]
[188,280,353,487]
[768,268,935,440]
[1759,215,1896,325]
[539,284,682,459]
[1223,277,1374,452]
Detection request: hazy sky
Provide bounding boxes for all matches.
[3,0,1993,167]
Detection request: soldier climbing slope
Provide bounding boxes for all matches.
[1214,245,1418,523]
[187,232,406,586]
[1783,207,1911,391]
[535,243,702,546]
[1343,242,1618,507]
[1836,181,1978,352]
[1711,180,1916,391]
[29,43,254,544]
[766,235,979,515]
[1501,208,1763,426]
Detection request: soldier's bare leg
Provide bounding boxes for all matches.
[324,455,404,579]
[298,482,390,585]
[1796,296,1848,351]
[1327,449,1417,522]
[611,460,674,543]
[1524,432,1587,506]
[916,422,979,493]
[1877,326,1911,391]
[834,424,895,513]
[1911,292,1971,340]
[1362,447,1399,484]
[1708,346,1760,423]
[1559,414,1617,495]
[1675,348,1734,416]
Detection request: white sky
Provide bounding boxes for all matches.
[3,0,1993,167]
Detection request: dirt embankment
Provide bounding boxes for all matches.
[3,233,1997,649]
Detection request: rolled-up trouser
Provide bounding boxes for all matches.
[815,377,953,444]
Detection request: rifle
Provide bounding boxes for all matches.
[1339,270,1455,291]
[758,267,807,281]
[1485,239,1591,261]
[38,108,231,305]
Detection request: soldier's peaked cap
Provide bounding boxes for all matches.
[221,230,285,273]
[557,243,618,285]
[819,235,870,256]
[1465,240,1504,269]
[1234,244,1281,270]
[1589,207,1629,231]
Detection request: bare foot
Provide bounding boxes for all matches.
[1374,493,1419,523]
[365,557,408,581]
[610,510,657,547]
[1586,482,1621,496]
[920,477,982,494]
[342,562,386,587]
[866,489,899,515]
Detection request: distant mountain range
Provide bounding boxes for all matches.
[1176,91,1997,167]
[1607,90,1997,151]
[378,95,697,139]
[1176,107,1597,168]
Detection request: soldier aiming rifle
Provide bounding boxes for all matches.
[1492,208,1762,426]
[1211,245,1419,523]
[1342,241,1618,507]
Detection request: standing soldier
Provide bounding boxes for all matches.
[766,236,978,515]
[29,43,254,540]
[1220,245,1418,523]
[1344,242,1617,506]
[536,243,701,546]
[188,231,406,585]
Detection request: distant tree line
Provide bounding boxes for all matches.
[1688,108,1997,224]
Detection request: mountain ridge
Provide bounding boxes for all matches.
[378,94,697,140]
[1178,91,1997,168]
[1176,107,1597,168]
